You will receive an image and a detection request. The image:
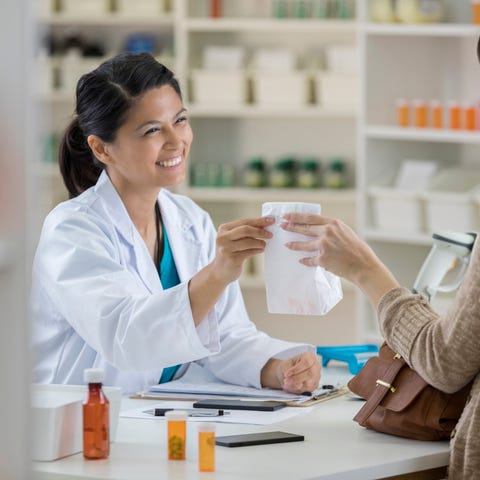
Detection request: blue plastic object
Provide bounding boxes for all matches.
[316,344,379,374]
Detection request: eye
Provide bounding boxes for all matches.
[176,116,188,125]
[144,127,160,135]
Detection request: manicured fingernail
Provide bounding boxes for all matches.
[264,216,275,223]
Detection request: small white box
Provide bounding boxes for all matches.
[369,187,423,233]
[32,384,122,462]
[202,46,245,71]
[324,45,358,74]
[61,0,110,16]
[59,56,106,93]
[115,0,165,16]
[422,169,480,233]
[252,71,310,107]
[191,69,247,106]
[315,72,358,108]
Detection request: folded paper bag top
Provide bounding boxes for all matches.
[262,202,343,315]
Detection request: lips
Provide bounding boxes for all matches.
[156,155,182,168]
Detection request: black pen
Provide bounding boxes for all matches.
[143,408,228,417]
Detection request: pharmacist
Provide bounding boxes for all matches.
[30,52,320,395]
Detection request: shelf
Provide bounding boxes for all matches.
[365,125,480,144]
[187,104,357,119]
[185,18,357,34]
[365,23,480,37]
[365,229,434,246]
[179,186,357,204]
[39,14,175,27]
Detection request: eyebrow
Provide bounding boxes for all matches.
[135,108,188,132]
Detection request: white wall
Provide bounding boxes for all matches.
[0,0,33,478]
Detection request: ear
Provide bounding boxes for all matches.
[87,135,113,167]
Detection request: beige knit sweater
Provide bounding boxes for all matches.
[378,239,480,479]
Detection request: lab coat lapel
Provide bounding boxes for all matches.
[95,172,162,295]
[158,190,203,283]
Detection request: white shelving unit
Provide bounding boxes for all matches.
[358,0,480,342]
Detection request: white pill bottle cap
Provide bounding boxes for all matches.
[84,368,104,384]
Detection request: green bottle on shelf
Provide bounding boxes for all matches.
[269,157,297,188]
[244,157,267,188]
[325,158,347,188]
[296,158,320,188]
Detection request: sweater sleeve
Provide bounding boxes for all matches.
[378,239,480,393]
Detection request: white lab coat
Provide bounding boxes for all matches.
[31,171,312,394]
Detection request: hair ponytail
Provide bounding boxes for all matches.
[58,117,103,199]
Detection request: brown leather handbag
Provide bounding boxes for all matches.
[347,342,471,441]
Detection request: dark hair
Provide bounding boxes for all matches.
[59,52,182,198]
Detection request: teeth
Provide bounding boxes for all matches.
[157,156,182,167]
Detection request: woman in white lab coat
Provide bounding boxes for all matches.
[31,52,320,395]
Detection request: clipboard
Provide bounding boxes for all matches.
[286,385,350,407]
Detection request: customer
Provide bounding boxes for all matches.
[31,52,320,395]
[280,212,479,478]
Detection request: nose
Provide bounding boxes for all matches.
[163,125,182,150]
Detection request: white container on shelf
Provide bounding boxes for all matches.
[315,72,358,108]
[324,45,358,75]
[369,187,424,233]
[31,383,122,462]
[191,69,248,106]
[115,0,165,16]
[252,71,310,107]
[61,0,111,16]
[59,56,106,93]
[422,169,480,233]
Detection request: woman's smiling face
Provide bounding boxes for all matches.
[104,85,193,192]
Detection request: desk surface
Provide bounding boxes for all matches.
[32,390,450,480]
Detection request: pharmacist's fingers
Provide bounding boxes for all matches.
[219,216,275,232]
[284,240,320,252]
[282,213,331,226]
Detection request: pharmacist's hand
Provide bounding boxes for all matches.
[279,213,377,283]
[212,216,274,284]
[262,352,321,394]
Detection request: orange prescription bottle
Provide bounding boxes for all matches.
[166,410,187,460]
[396,99,410,127]
[464,104,477,131]
[198,423,216,472]
[448,102,461,130]
[430,100,443,129]
[83,368,110,460]
[413,99,427,128]
[472,0,480,24]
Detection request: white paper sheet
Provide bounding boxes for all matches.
[120,400,313,425]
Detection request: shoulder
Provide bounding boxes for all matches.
[40,189,117,250]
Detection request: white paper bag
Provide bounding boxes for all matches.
[262,202,343,315]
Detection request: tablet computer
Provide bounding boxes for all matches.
[193,399,286,412]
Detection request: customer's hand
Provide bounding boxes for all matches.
[261,352,321,394]
[212,216,274,285]
[280,213,399,308]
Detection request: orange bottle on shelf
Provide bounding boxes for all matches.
[83,369,110,460]
[464,104,477,130]
[210,0,222,18]
[413,99,427,128]
[472,0,480,24]
[430,100,443,129]
[448,102,462,130]
[396,99,410,127]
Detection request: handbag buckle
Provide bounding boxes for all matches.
[393,353,401,359]
[376,379,396,393]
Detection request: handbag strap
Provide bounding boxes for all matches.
[353,352,406,424]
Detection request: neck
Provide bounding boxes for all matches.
[115,185,160,235]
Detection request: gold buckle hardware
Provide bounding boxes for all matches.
[393,353,401,359]
[376,379,396,393]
